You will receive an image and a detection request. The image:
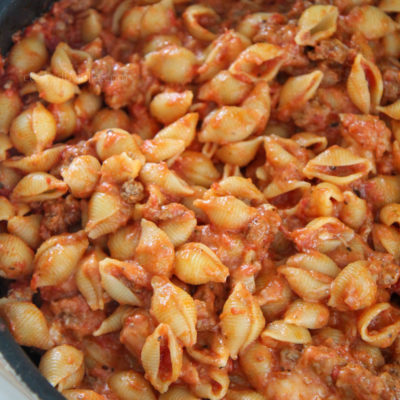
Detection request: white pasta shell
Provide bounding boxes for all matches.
[379,0,400,12]
[216,137,263,167]
[261,320,312,344]
[286,251,340,278]
[142,138,186,163]
[0,132,12,161]
[99,258,147,306]
[174,242,229,285]
[212,176,264,203]
[108,223,140,260]
[150,91,193,125]
[0,89,22,134]
[31,73,80,104]
[10,102,56,156]
[140,162,194,197]
[151,276,197,347]
[7,214,42,249]
[4,146,65,173]
[284,300,329,329]
[32,231,88,289]
[39,345,84,391]
[198,106,259,143]
[76,252,105,311]
[190,365,229,400]
[108,370,157,400]
[303,145,373,185]
[194,195,257,230]
[295,5,339,46]
[328,261,377,311]
[160,385,199,400]
[220,283,265,359]
[11,172,68,203]
[141,323,183,393]
[136,219,175,276]
[93,305,133,336]
[0,233,34,279]
[229,43,285,83]
[0,301,51,349]
[51,42,93,85]
[62,155,101,198]
[183,5,220,42]
[225,389,266,400]
[101,153,142,184]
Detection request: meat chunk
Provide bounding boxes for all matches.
[309,39,350,64]
[90,56,140,109]
[121,179,145,204]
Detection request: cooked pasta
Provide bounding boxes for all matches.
[1,1,400,399]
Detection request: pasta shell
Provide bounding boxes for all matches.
[190,365,229,400]
[108,223,140,260]
[85,182,131,239]
[220,283,265,359]
[278,266,332,302]
[194,196,257,230]
[198,106,259,143]
[120,309,156,360]
[372,224,400,258]
[81,9,102,43]
[51,42,93,84]
[198,70,252,106]
[4,146,65,173]
[237,12,276,39]
[101,153,142,184]
[62,389,106,400]
[291,132,328,153]
[358,303,400,348]
[160,386,199,400]
[136,219,175,276]
[62,155,101,198]
[154,112,198,147]
[186,331,229,368]
[150,91,193,125]
[142,138,186,163]
[39,345,84,391]
[108,370,157,400]
[76,251,105,311]
[347,53,383,114]
[99,257,150,306]
[239,341,274,392]
[328,261,377,311]
[216,137,263,167]
[211,176,264,203]
[7,214,42,249]
[159,205,197,247]
[173,151,220,187]
[93,128,144,163]
[377,99,400,119]
[31,73,80,104]
[0,233,34,279]
[295,5,339,46]
[348,6,399,40]
[11,172,68,203]
[303,145,373,185]
[379,0,400,11]
[0,301,51,349]
[183,4,220,41]
[261,320,312,344]
[94,305,133,336]
[32,231,88,289]
[0,196,15,221]
[313,327,346,347]
[74,89,102,120]
[141,323,183,393]
[197,30,250,83]
[380,203,400,226]
[229,43,285,83]
[140,162,194,197]
[151,276,197,346]
[10,102,56,156]
[175,242,228,285]
[284,300,329,329]
[278,70,323,115]
[0,89,22,134]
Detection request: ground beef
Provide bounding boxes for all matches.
[308,39,350,65]
[39,195,82,239]
[121,179,145,204]
[90,56,140,109]
[382,68,400,105]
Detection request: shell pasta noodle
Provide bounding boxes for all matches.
[3,0,400,399]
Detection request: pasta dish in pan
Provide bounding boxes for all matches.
[1,0,400,399]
